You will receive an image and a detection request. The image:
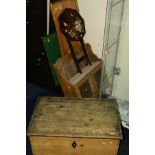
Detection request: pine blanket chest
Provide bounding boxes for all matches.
[28,97,123,155]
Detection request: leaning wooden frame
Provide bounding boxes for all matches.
[54,43,102,97]
[50,0,107,97]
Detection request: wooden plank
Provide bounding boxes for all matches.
[28,97,122,139]
[69,61,101,85]
[50,0,80,56]
[30,136,120,155]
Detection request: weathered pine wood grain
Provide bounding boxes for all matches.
[28,97,122,139]
[28,97,122,155]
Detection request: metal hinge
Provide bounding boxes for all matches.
[113,67,121,75]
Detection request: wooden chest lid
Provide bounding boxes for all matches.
[28,97,122,139]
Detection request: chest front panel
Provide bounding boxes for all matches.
[30,137,120,155]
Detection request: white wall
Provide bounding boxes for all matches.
[77,0,107,58]
[112,0,129,101]
[77,0,129,101]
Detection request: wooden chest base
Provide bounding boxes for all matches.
[28,97,122,155]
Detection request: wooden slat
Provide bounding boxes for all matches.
[50,0,80,56]
[69,61,101,85]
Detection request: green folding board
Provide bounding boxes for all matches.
[42,33,61,86]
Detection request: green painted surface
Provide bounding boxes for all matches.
[42,33,61,86]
